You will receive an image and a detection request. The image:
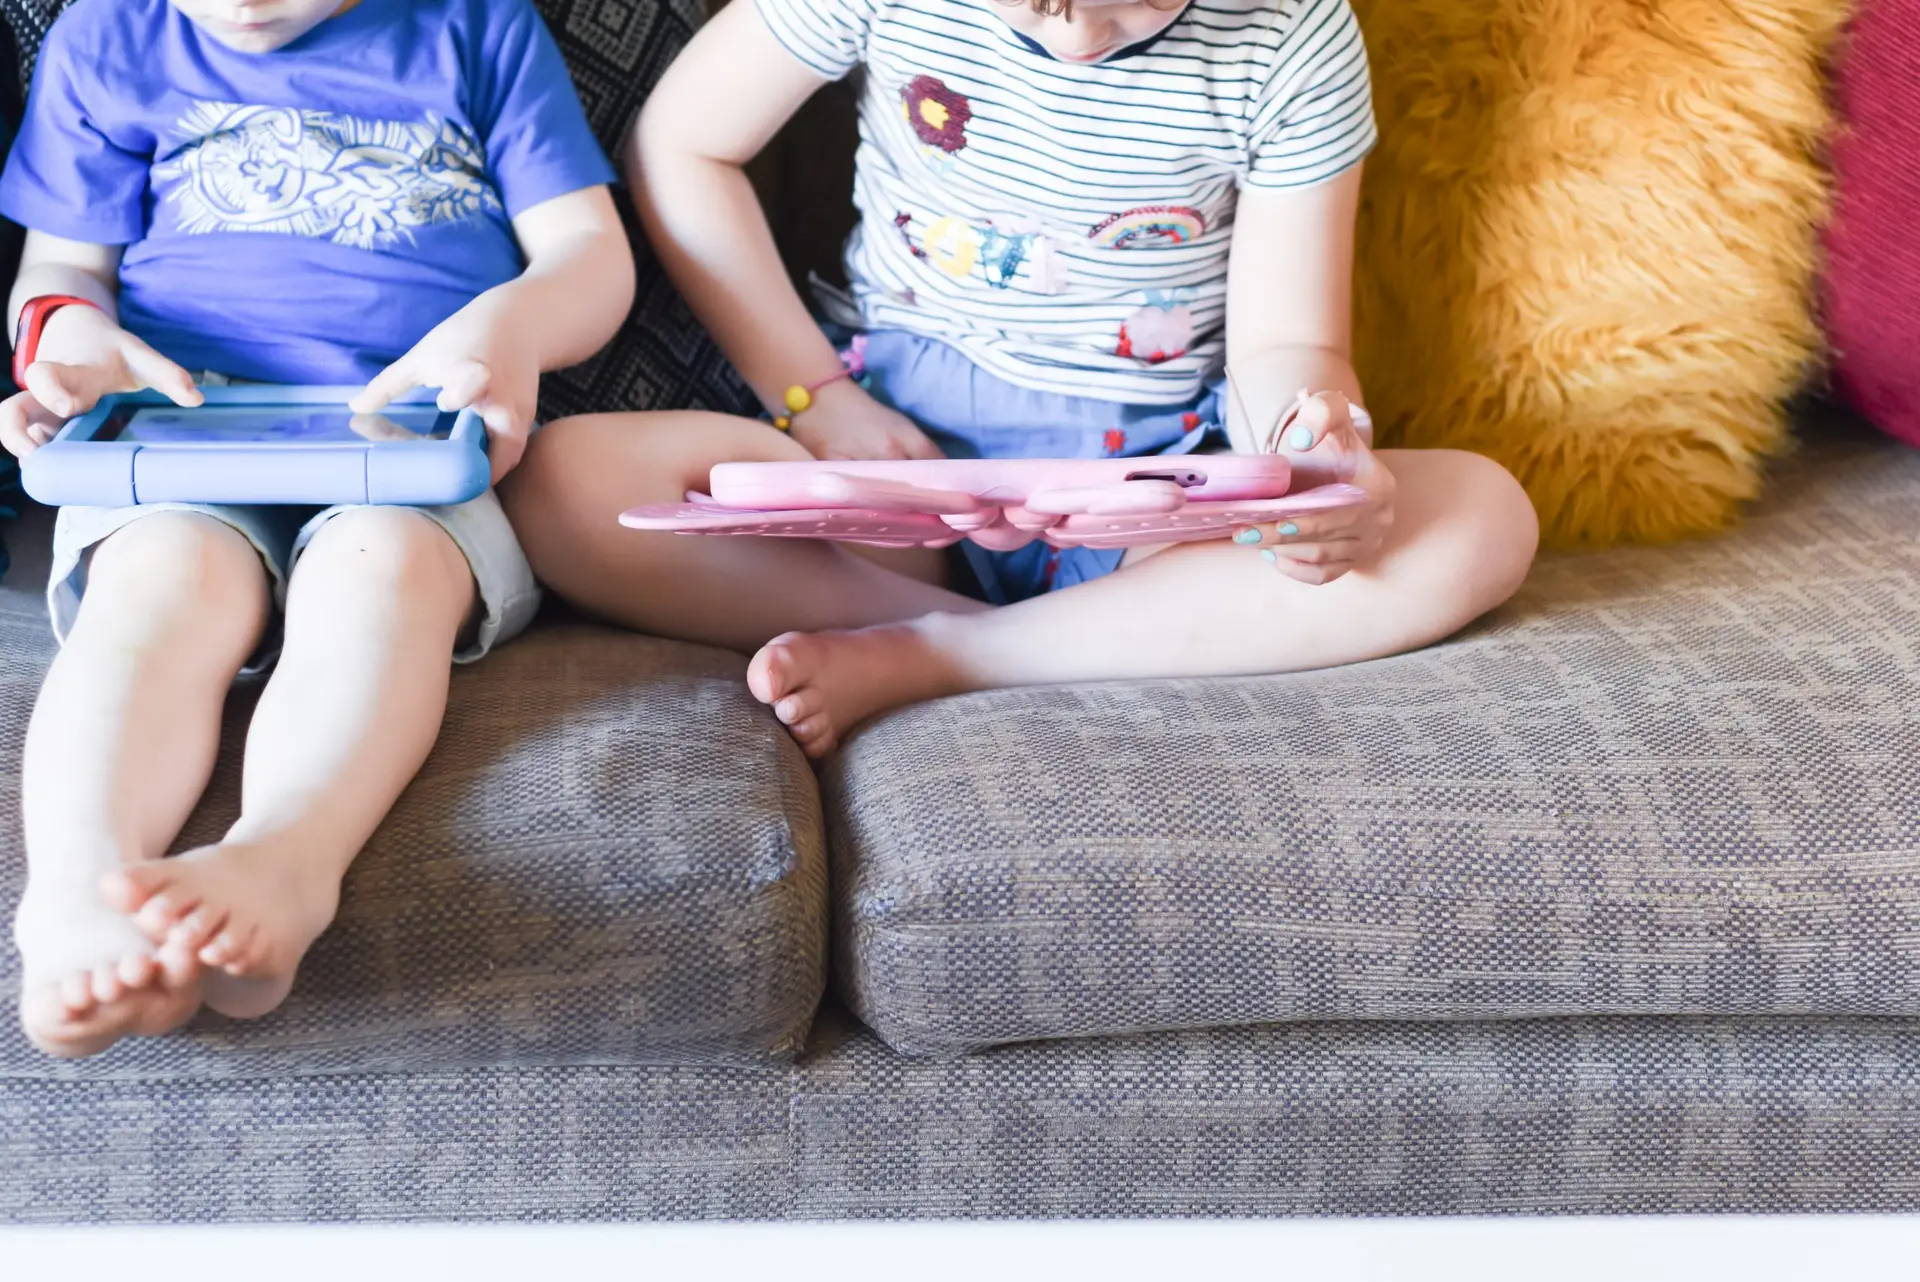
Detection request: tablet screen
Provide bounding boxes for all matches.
[97,404,454,444]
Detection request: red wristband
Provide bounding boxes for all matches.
[12,294,102,388]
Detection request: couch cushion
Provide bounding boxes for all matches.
[827,414,1920,1056]
[0,505,828,1074]
[9,1006,1920,1220]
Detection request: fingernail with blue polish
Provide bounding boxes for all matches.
[1260,549,1278,564]
[1233,527,1262,545]
[1288,425,1315,451]
[1277,522,1299,537]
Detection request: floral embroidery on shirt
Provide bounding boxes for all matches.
[900,76,972,153]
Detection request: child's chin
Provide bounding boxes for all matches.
[193,23,300,54]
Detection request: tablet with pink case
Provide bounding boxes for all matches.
[620,455,1369,552]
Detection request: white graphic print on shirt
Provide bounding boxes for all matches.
[154,101,501,250]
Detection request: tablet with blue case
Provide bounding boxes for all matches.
[21,385,490,508]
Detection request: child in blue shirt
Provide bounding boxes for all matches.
[0,0,633,1058]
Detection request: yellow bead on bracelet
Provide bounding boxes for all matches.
[771,369,850,431]
[772,384,814,431]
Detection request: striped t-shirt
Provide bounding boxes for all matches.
[756,0,1377,404]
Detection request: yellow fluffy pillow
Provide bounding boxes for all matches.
[1347,0,1843,547]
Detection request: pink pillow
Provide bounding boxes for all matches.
[1824,0,1920,446]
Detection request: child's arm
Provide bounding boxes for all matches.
[1225,167,1396,585]
[352,185,634,482]
[0,231,203,458]
[1224,167,1369,450]
[627,0,941,462]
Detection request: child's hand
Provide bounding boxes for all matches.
[1234,391,1396,586]
[351,296,537,484]
[0,305,202,458]
[790,379,945,461]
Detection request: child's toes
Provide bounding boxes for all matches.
[170,906,225,952]
[748,637,802,704]
[131,893,176,938]
[201,925,254,972]
[773,689,822,727]
[115,953,157,991]
[156,934,201,988]
[60,972,96,1015]
[100,862,172,913]
[789,714,837,757]
[89,964,127,1006]
[133,891,209,944]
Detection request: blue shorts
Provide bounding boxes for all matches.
[851,330,1226,605]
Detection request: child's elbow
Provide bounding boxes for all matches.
[578,215,637,335]
[626,98,673,191]
[606,232,638,319]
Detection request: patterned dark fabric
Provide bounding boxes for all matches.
[0,508,829,1071]
[0,0,49,90]
[827,423,1920,1056]
[525,0,754,421]
[7,1007,1920,1221]
[0,0,756,421]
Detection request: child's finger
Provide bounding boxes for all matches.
[1266,554,1356,586]
[349,358,420,415]
[1230,511,1365,547]
[123,337,204,407]
[488,434,526,484]
[0,392,42,457]
[475,398,527,483]
[435,360,492,412]
[23,361,108,419]
[1278,393,1372,487]
[1277,392,1357,454]
[1265,538,1362,568]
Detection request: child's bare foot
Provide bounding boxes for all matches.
[103,838,344,1021]
[14,874,203,1058]
[747,620,968,758]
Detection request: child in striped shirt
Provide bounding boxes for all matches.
[503,0,1540,757]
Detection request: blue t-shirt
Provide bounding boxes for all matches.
[0,0,616,383]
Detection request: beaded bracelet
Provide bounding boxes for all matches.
[772,368,855,431]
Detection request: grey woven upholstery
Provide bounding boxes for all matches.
[0,504,829,1070]
[827,422,1920,1056]
[6,1006,1920,1221]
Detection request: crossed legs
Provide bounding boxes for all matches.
[504,412,1540,757]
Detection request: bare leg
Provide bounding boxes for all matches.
[500,411,985,654]
[15,513,268,1057]
[103,507,476,1020]
[748,449,1541,755]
